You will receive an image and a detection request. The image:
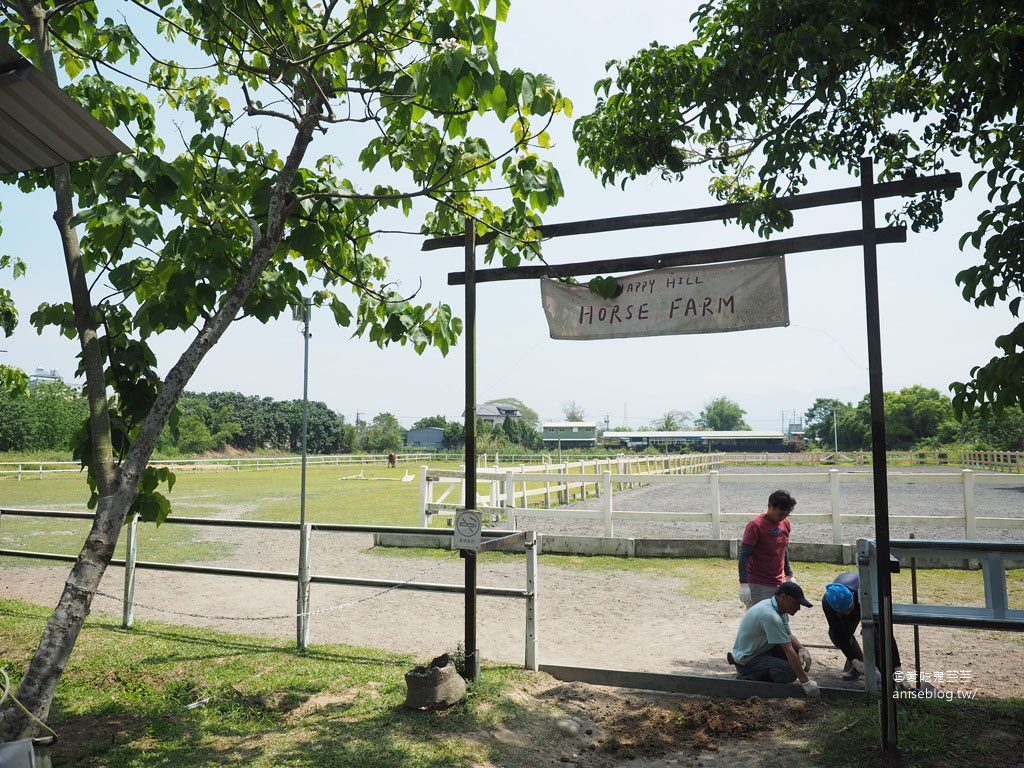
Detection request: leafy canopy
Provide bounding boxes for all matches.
[0,0,571,520]
[574,0,1024,417]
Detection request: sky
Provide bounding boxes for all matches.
[0,1,1013,432]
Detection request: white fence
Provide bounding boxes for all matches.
[421,466,1024,543]
[0,453,437,479]
[420,453,728,526]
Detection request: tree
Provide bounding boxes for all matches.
[803,398,847,448]
[804,397,866,452]
[411,415,448,430]
[561,400,586,422]
[951,408,1024,451]
[443,420,465,450]
[0,0,569,739]
[696,397,749,431]
[574,1,1024,418]
[854,386,954,451]
[651,410,693,431]
[364,412,405,454]
[0,380,87,452]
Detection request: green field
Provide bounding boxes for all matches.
[0,461,448,565]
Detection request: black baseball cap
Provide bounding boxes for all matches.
[775,581,813,607]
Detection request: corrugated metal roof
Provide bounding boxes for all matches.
[0,40,130,174]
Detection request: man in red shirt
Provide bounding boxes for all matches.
[738,490,797,610]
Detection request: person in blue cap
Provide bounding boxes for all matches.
[822,572,905,683]
[728,581,820,698]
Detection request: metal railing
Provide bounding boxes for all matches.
[0,509,540,669]
[857,538,1024,695]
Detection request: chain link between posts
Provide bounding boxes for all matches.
[90,549,463,623]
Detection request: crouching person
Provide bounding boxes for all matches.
[728,581,820,698]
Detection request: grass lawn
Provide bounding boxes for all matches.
[2,599,1021,768]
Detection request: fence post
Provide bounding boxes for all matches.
[962,469,976,540]
[710,470,721,540]
[544,464,552,508]
[602,470,613,537]
[122,516,139,629]
[519,465,528,510]
[525,531,539,671]
[830,469,843,545]
[504,470,516,529]
[419,466,430,527]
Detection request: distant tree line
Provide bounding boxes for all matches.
[803,386,1024,452]
[156,394,547,455]
[0,381,88,452]
[2,384,1020,457]
[157,391,356,455]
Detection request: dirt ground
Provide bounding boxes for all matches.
[3,466,1023,766]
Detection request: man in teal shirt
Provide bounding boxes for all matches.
[729,581,820,698]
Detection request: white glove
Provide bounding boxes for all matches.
[801,679,820,699]
[797,647,812,673]
[739,583,751,606]
[851,659,865,675]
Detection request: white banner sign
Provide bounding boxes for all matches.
[540,256,789,340]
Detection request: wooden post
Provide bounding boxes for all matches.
[861,156,896,752]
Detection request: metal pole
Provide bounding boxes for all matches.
[860,157,897,752]
[463,219,480,682]
[297,297,312,650]
[300,297,311,527]
[910,533,921,689]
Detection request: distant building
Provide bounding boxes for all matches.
[601,430,788,452]
[475,403,521,425]
[542,421,598,447]
[28,367,62,387]
[406,426,445,450]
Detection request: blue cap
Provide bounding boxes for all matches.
[824,583,854,612]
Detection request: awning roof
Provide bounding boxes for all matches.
[0,40,130,174]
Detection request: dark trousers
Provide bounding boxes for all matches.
[735,645,797,684]
[823,600,902,668]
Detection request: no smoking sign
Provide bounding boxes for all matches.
[453,509,482,551]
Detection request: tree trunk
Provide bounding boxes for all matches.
[0,490,134,740]
[0,18,319,730]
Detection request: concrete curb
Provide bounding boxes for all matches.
[538,663,865,701]
[373,531,856,564]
